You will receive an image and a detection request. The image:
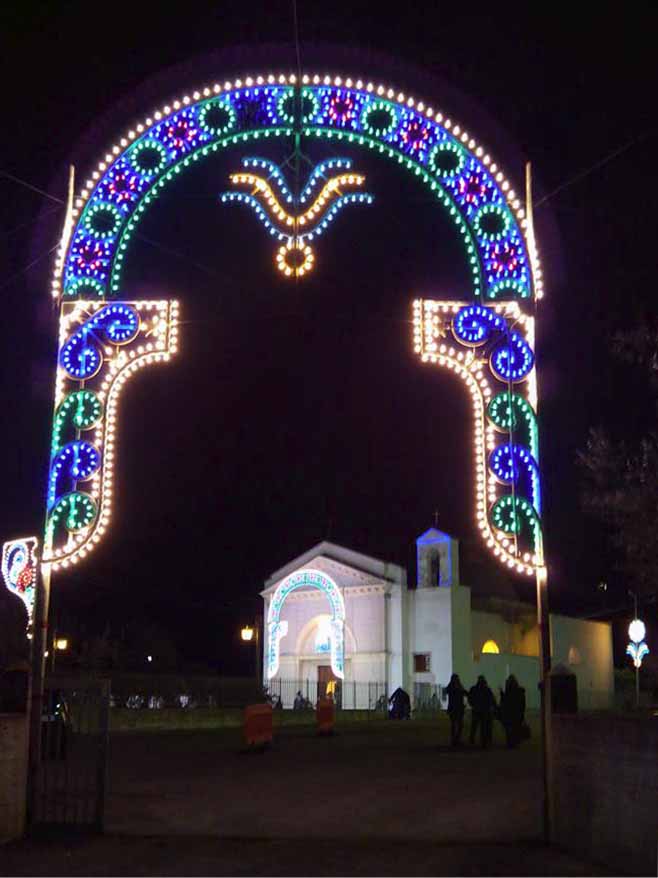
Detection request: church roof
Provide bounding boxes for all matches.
[262,540,406,595]
[416,527,455,544]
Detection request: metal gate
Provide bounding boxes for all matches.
[31,676,110,831]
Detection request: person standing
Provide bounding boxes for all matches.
[468,675,496,748]
[443,674,467,746]
[499,674,526,748]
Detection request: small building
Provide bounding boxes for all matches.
[261,528,614,709]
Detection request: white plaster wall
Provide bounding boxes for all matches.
[387,586,405,691]
[408,588,453,691]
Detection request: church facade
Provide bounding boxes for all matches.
[260,529,614,710]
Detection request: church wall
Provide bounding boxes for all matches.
[471,610,512,655]
[474,652,541,708]
[343,592,386,654]
[450,585,473,684]
[387,587,405,692]
[550,614,614,709]
[408,589,453,690]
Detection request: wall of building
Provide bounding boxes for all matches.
[474,652,541,708]
[408,588,453,690]
[550,615,614,709]
[450,585,473,683]
[552,714,658,876]
[0,714,27,842]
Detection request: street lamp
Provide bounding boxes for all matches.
[241,622,261,689]
[626,593,649,709]
[51,635,69,671]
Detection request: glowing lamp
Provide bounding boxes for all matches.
[241,626,254,642]
[481,639,500,655]
[55,638,68,651]
[628,618,646,644]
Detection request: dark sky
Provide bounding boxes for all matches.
[1,3,656,671]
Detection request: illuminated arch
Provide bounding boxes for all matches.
[53,73,541,303]
[267,568,345,680]
[42,71,544,579]
[482,639,500,655]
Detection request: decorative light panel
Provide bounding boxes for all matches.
[53,75,542,302]
[627,618,649,669]
[44,300,179,571]
[2,537,39,625]
[413,299,541,575]
[42,73,544,586]
[267,568,345,679]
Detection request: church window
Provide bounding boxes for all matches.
[413,653,431,672]
[481,639,500,655]
[314,617,332,654]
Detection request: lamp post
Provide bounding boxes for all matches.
[241,622,261,690]
[626,592,649,709]
[51,636,68,672]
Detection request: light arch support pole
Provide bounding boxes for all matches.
[28,71,551,832]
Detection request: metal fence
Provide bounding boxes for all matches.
[413,682,444,713]
[32,676,110,831]
[267,678,388,713]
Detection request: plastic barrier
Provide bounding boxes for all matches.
[243,703,273,747]
[316,697,335,735]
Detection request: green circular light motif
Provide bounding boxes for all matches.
[428,141,465,177]
[490,495,539,549]
[360,101,398,138]
[276,89,319,125]
[55,390,103,433]
[488,279,530,299]
[50,492,97,532]
[130,139,168,175]
[198,100,237,135]
[64,277,106,298]
[84,203,123,239]
[473,205,511,241]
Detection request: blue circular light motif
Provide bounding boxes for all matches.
[453,305,504,346]
[489,444,525,483]
[49,441,102,508]
[490,333,534,382]
[92,304,139,343]
[60,333,102,380]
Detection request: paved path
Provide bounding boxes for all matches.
[4,835,615,876]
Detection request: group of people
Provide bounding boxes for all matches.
[444,673,527,749]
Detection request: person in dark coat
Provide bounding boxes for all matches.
[388,687,411,720]
[443,674,467,746]
[468,675,496,748]
[499,674,526,748]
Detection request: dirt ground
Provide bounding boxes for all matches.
[104,719,542,841]
[4,720,617,875]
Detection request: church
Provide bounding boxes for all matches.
[260,528,614,710]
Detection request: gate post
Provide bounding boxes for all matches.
[94,680,111,832]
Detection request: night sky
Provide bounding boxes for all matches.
[1,4,656,672]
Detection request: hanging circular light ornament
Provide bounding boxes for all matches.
[276,240,315,278]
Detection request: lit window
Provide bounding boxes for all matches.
[481,640,500,655]
[567,646,582,665]
[413,653,431,672]
[315,618,331,654]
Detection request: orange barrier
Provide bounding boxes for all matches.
[244,703,273,747]
[316,697,335,735]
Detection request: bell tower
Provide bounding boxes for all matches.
[416,527,459,588]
